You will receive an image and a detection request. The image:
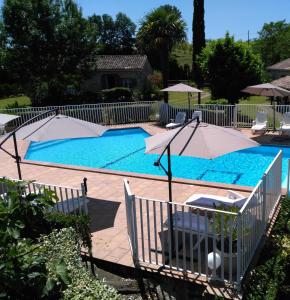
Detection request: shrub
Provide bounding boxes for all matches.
[40,228,119,300]
[0,83,21,98]
[198,33,264,104]
[5,100,29,109]
[44,212,91,250]
[243,197,290,299]
[0,179,117,299]
[102,87,133,102]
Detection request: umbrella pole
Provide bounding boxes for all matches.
[188,92,191,117]
[12,132,22,180]
[167,145,175,258]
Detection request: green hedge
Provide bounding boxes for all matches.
[243,197,290,299]
[40,228,119,300]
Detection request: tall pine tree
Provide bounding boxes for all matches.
[192,0,205,95]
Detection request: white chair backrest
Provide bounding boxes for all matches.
[0,125,5,136]
[192,111,202,122]
[256,111,267,124]
[283,112,290,125]
[175,112,186,123]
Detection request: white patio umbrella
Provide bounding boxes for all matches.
[241,83,290,98]
[161,83,203,112]
[16,114,108,142]
[0,113,19,126]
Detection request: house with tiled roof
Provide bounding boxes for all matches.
[268,58,290,79]
[82,55,152,92]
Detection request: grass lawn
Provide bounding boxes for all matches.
[0,96,31,109]
[169,92,269,107]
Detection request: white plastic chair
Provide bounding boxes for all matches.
[166,112,186,129]
[279,112,290,135]
[189,111,202,122]
[251,112,268,134]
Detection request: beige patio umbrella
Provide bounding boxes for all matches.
[145,119,259,255]
[146,122,259,159]
[16,114,108,142]
[241,83,290,98]
[161,83,203,112]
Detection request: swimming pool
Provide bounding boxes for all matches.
[25,127,289,187]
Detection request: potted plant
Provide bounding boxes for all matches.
[213,206,240,274]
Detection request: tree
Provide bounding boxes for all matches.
[199,33,263,104]
[253,20,290,67]
[137,5,186,102]
[192,0,205,88]
[2,0,97,105]
[89,12,136,55]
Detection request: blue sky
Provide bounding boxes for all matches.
[75,0,290,41]
[0,0,289,41]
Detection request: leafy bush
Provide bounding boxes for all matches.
[243,197,290,299]
[102,87,133,102]
[44,212,91,250]
[40,228,119,300]
[0,83,21,98]
[204,98,228,105]
[0,179,115,299]
[5,100,29,109]
[198,33,264,104]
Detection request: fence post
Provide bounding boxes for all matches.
[234,104,238,128]
[81,183,88,215]
[262,174,267,229]
[273,103,276,131]
[236,212,242,291]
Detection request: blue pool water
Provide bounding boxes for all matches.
[25,127,290,187]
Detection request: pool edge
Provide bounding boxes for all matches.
[21,158,253,192]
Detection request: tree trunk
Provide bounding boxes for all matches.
[192,0,205,87]
[160,49,169,103]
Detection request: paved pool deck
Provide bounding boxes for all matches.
[0,123,286,297]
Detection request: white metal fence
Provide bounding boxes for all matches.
[2,101,290,130]
[0,101,161,128]
[124,151,282,289]
[159,103,290,129]
[0,178,88,215]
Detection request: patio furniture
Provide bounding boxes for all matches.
[189,111,202,122]
[279,112,290,135]
[184,190,247,209]
[164,210,215,250]
[251,112,268,134]
[166,112,186,129]
[0,125,4,135]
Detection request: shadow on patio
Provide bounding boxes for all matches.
[87,198,121,232]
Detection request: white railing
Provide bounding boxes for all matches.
[159,103,236,127]
[160,103,290,129]
[124,151,282,289]
[3,101,290,130]
[0,101,161,128]
[0,178,88,215]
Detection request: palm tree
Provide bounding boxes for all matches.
[137,5,186,102]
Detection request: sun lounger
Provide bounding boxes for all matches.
[251,112,268,134]
[279,112,290,135]
[184,190,247,209]
[189,111,202,122]
[166,112,186,129]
